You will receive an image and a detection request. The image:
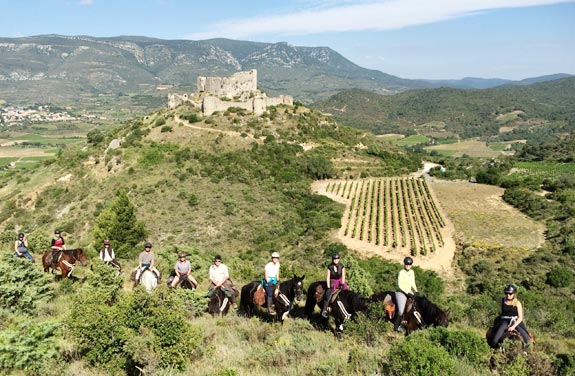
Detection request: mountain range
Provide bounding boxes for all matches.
[0,35,571,106]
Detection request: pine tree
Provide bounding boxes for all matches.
[92,190,147,260]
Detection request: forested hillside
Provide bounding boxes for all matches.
[312,77,575,141]
[0,102,573,376]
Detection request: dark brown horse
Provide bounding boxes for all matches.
[42,248,88,279]
[486,316,534,351]
[326,289,371,333]
[240,275,305,323]
[401,295,450,335]
[207,287,232,317]
[370,291,398,321]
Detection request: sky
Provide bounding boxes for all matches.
[1,0,574,80]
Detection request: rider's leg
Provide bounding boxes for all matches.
[187,275,198,288]
[171,275,180,288]
[207,284,216,297]
[489,321,508,347]
[265,284,275,313]
[394,292,407,331]
[516,322,532,345]
[321,288,333,318]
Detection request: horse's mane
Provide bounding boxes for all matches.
[415,296,444,319]
[340,290,369,312]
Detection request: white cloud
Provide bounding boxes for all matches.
[79,0,94,5]
[186,0,573,40]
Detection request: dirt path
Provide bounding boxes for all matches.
[312,179,456,280]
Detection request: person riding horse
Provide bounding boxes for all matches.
[14,232,34,262]
[488,284,533,350]
[321,253,347,318]
[99,239,121,272]
[50,229,65,266]
[394,256,418,331]
[264,252,281,314]
[134,242,160,288]
[207,254,238,305]
[170,253,198,288]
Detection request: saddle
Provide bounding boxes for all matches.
[314,284,326,303]
[381,294,396,319]
[328,287,343,305]
[254,285,266,306]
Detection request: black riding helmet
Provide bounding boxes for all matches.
[504,284,517,294]
[332,253,340,260]
[18,232,25,238]
[404,256,413,265]
[214,254,222,261]
[144,242,152,249]
[54,229,61,235]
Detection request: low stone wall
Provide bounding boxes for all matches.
[202,95,293,116]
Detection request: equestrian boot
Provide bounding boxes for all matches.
[267,297,276,314]
[393,312,403,332]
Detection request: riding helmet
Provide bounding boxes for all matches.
[54,229,61,234]
[144,242,152,249]
[18,232,25,238]
[504,284,517,294]
[179,253,187,258]
[332,253,340,260]
[271,252,280,259]
[403,256,414,265]
[214,254,222,261]
[103,239,111,245]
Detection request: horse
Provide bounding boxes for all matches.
[41,248,88,279]
[104,259,122,275]
[401,295,450,335]
[370,291,398,321]
[138,269,158,293]
[304,280,328,318]
[166,271,195,289]
[240,275,305,323]
[486,316,533,352]
[207,286,232,317]
[326,289,371,333]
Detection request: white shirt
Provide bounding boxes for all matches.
[209,263,229,284]
[100,247,115,262]
[265,261,280,280]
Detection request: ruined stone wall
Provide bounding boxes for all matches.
[197,69,257,98]
[168,93,201,109]
[202,95,294,116]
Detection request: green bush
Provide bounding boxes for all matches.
[154,116,166,127]
[0,255,54,315]
[182,113,202,123]
[160,125,173,133]
[546,267,574,288]
[386,331,456,376]
[0,319,61,374]
[428,327,490,366]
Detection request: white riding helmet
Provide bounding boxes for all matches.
[271,252,280,259]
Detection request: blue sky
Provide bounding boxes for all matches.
[1,0,573,80]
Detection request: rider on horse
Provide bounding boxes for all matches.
[264,252,281,314]
[321,253,347,318]
[489,284,533,349]
[14,232,34,262]
[50,229,65,265]
[134,242,160,287]
[394,256,418,332]
[170,253,198,288]
[99,239,121,272]
[207,254,239,304]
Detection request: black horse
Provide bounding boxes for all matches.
[304,280,328,318]
[327,289,371,333]
[208,286,232,317]
[240,275,305,323]
[166,271,195,289]
[370,290,398,321]
[401,295,450,335]
[486,316,533,351]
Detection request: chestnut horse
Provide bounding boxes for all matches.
[42,248,88,279]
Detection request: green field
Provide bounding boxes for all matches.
[511,161,575,180]
[394,134,429,146]
[425,140,502,158]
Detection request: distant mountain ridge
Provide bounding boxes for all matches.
[424,73,573,89]
[0,35,570,107]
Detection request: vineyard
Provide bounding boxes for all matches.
[510,161,575,180]
[315,177,451,258]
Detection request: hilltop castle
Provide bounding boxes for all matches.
[168,69,293,116]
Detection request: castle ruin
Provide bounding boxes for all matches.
[168,69,293,116]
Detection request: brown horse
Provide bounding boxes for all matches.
[401,295,450,335]
[42,248,88,279]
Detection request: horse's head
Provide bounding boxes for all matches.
[436,308,450,327]
[76,248,88,266]
[292,274,305,303]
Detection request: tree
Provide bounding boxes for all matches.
[92,190,147,260]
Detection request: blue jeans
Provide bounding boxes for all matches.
[15,250,34,262]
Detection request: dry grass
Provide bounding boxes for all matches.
[431,181,545,248]
[424,140,502,158]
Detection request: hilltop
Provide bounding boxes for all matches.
[312,77,575,141]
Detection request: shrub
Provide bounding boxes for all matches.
[160,125,173,133]
[182,113,202,123]
[428,327,490,367]
[154,116,166,127]
[0,319,61,374]
[386,331,456,375]
[0,255,54,315]
[546,267,574,288]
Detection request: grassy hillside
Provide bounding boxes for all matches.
[1,103,574,376]
[312,77,575,141]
